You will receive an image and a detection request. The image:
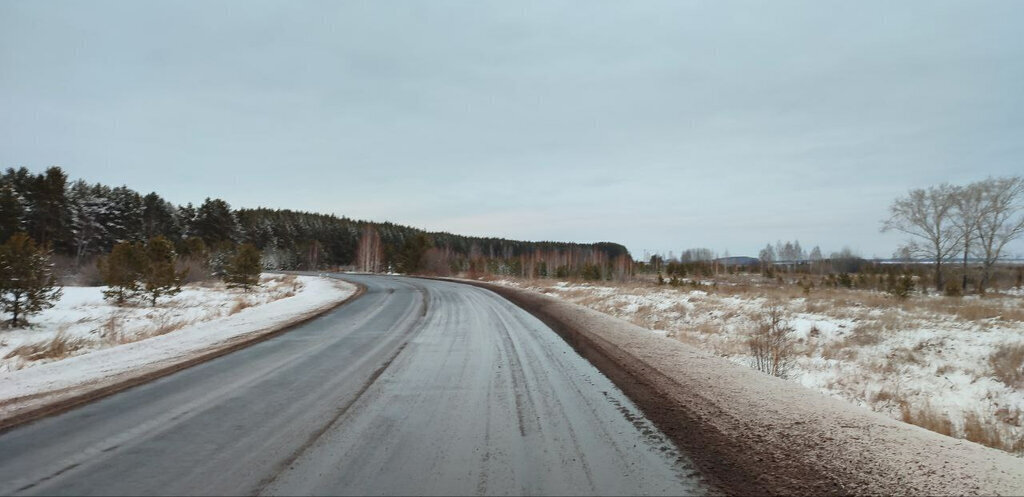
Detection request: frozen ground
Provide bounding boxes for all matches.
[0,274,356,414]
[491,276,1024,454]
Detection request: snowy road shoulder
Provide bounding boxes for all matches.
[0,274,359,423]
[464,279,1024,496]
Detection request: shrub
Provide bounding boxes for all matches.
[98,241,149,305]
[0,232,63,327]
[900,403,954,438]
[886,274,915,300]
[837,273,853,289]
[223,244,262,292]
[943,279,963,297]
[747,304,795,378]
[143,236,187,306]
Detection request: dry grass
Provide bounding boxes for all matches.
[964,411,1004,449]
[870,387,900,406]
[801,299,831,314]
[906,296,1024,323]
[820,325,882,362]
[227,297,253,316]
[896,399,1023,453]
[3,329,87,363]
[101,314,128,345]
[696,272,1024,323]
[146,314,190,337]
[989,343,1024,388]
[901,403,954,437]
[500,275,1024,454]
[266,274,300,298]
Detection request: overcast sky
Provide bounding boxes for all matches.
[2,1,1022,259]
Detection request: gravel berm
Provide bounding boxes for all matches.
[454,279,1024,496]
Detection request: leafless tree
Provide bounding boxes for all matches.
[972,177,1024,290]
[808,245,823,275]
[951,183,986,292]
[758,244,775,265]
[776,240,805,273]
[882,184,964,291]
[356,225,383,273]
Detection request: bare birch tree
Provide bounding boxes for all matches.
[973,177,1024,290]
[808,245,823,275]
[882,184,963,291]
[951,183,985,292]
[356,226,384,273]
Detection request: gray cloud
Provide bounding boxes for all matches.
[2,0,1022,258]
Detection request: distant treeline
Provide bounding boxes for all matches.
[637,241,1023,294]
[0,167,632,280]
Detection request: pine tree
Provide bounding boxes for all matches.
[143,236,187,306]
[181,236,208,260]
[107,186,145,243]
[99,241,149,305]
[67,180,109,265]
[0,233,63,327]
[176,203,198,239]
[224,244,261,292]
[0,184,24,243]
[141,193,181,241]
[25,167,71,250]
[397,233,431,274]
[194,198,238,246]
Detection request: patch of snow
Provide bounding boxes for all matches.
[490,277,1024,453]
[0,274,356,409]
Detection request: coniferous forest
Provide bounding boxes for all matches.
[0,167,633,282]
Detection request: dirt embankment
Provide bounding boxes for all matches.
[466,280,1024,496]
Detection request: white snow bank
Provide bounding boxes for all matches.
[0,274,356,414]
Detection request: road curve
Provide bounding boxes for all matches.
[0,275,706,496]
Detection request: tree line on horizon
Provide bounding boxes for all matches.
[0,166,632,282]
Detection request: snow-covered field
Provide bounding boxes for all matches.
[0,274,356,414]
[491,276,1024,454]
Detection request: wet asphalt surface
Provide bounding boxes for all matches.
[0,275,706,496]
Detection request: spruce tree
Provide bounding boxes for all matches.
[99,241,149,305]
[143,236,187,306]
[224,244,262,292]
[0,233,63,327]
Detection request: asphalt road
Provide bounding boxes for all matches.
[0,275,706,496]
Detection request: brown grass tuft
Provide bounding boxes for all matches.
[227,297,253,316]
[148,314,189,337]
[963,411,1004,449]
[4,330,87,362]
[101,315,128,345]
[989,343,1024,388]
[900,403,954,437]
